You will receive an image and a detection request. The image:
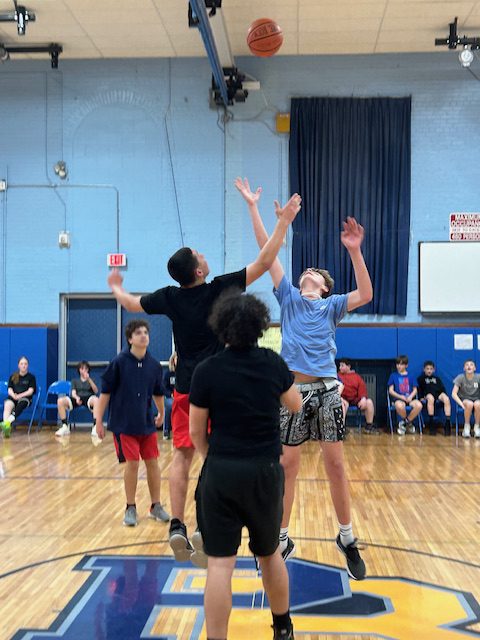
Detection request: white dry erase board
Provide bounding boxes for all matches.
[419,242,480,313]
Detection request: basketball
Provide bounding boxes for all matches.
[247,18,283,57]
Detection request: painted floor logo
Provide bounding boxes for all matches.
[12,555,480,639]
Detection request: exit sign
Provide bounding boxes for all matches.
[107,253,127,267]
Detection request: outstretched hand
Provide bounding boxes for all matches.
[108,268,123,290]
[341,217,364,251]
[274,193,302,224]
[234,177,262,206]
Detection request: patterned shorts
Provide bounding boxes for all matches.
[280,380,345,445]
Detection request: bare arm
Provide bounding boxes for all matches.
[340,218,373,312]
[407,387,418,402]
[189,404,209,459]
[17,387,34,399]
[93,393,110,439]
[88,377,99,395]
[389,384,407,401]
[153,395,165,429]
[451,384,464,408]
[108,269,143,312]
[280,383,302,414]
[235,178,296,288]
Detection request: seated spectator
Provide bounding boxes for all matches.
[1,356,36,438]
[452,359,480,439]
[338,358,379,434]
[55,361,99,438]
[417,360,451,436]
[388,355,422,435]
[162,352,176,439]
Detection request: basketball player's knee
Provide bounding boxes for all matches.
[326,457,346,482]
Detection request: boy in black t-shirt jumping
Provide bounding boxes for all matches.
[417,360,451,436]
[189,290,302,640]
[107,191,301,561]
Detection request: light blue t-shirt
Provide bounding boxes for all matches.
[273,275,348,378]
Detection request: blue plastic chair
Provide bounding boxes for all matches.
[34,381,71,432]
[387,392,424,434]
[345,404,362,431]
[0,380,8,403]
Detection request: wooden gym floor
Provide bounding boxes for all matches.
[1,426,480,639]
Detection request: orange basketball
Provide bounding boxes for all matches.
[247,18,283,57]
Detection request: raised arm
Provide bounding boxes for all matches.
[235,177,296,289]
[340,218,373,312]
[108,269,143,312]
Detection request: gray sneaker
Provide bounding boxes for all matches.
[149,503,170,522]
[406,421,415,434]
[191,530,208,569]
[123,505,138,527]
[397,420,406,435]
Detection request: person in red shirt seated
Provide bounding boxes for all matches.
[338,358,379,434]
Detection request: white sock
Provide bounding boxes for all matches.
[5,414,14,426]
[474,424,479,428]
[279,527,289,551]
[339,522,354,546]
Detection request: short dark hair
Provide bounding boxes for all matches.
[167,248,198,286]
[423,360,435,368]
[77,360,90,374]
[396,355,408,365]
[339,358,352,368]
[125,319,150,343]
[464,359,475,366]
[208,289,270,349]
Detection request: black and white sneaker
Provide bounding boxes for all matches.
[281,537,296,562]
[335,535,366,580]
[169,519,193,562]
[272,625,294,639]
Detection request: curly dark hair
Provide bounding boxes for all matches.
[125,319,150,342]
[208,289,270,349]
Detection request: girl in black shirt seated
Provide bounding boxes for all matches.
[189,289,302,640]
[1,356,36,437]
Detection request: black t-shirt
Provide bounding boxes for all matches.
[140,269,246,393]
[189,346,294,459]
[8,372,36,396]
[417,373,446,398]
[71,377,95,400]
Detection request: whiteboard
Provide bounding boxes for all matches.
[419,242,480,313]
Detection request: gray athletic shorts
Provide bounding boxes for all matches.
[280,380,345,445]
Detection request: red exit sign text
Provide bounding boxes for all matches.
[107,253,127,267]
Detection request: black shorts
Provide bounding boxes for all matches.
[196,456,284,558]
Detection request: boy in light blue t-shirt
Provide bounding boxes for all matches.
[236,177,373,582]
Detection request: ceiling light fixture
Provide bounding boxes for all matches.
[459,46,474,67]
[0,1,35,36]
[435,17,480,68]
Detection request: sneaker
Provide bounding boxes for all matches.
[463,425,471,438]
[55,424,70,437]
[0,421,11,438]
[91,426,102,447]
[191,529,208,569]
[281,537,296,562]
[149,503,170,523]
[364,424,381,435]
[169,519,193,562]
[397,420,406,435]
[474,425,480,438]
[406,421,415,434]
[123,505,138,527]
[272,626,294,639]
[335,535,366,580]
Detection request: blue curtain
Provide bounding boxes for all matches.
[289,97,411,316]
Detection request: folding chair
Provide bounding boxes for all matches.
[0,380,8,404]
[28,386,42,432]
[387,392,424,434]
[34,381,71,433]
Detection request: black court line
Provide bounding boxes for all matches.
[1,537,480,582]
